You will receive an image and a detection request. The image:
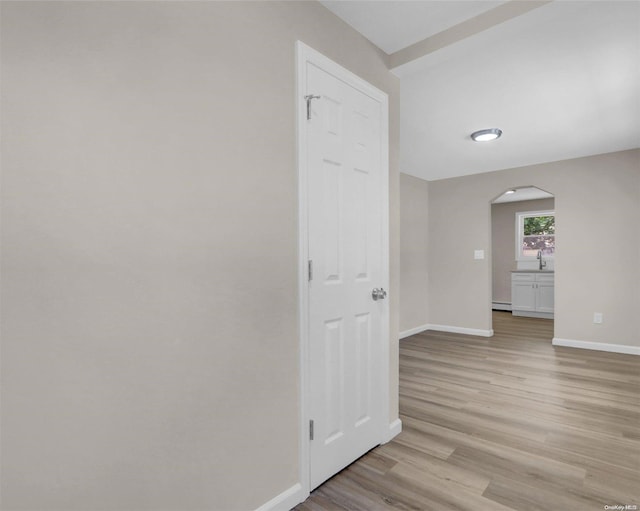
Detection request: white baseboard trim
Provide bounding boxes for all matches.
[427,324,494,338]
[513,310,554,319]
[492,301,512,311]
[255,483,305,511]
[400,324,493,339]
[552,338,640,356]
[383,418,402,443]
[399,324,430,339]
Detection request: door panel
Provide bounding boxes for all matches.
[354,312,371,426]
[352,168,369,280]
[512,281,536,311]
[537,281,555,313]
[321,160,342,282]
[323,318,344,443]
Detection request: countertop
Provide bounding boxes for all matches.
[511,269,554,273]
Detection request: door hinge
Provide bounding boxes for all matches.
[309,419,314,440]
[308,260,313,281]
[304,95,321,120]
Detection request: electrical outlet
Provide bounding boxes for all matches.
[474,250,485,260]
[593,313,603,324]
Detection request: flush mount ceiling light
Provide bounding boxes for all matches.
[471,128,502,142]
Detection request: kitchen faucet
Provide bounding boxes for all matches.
[537,250,547,270]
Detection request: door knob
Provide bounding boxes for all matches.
[372,288,387,301]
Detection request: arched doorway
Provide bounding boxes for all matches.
[490,186,555,339]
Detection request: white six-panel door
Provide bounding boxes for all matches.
[304,56,388,490]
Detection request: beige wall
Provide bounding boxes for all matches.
[399,173,429,332]
[491,198,555,303]
[428,149,640,346]
[0,2,400,510]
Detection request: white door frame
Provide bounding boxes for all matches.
[295,40,390,499]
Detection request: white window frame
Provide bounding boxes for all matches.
[516,210,555,261]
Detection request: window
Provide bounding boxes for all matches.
[516,210,555,260]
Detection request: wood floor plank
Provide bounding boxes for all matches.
[584,467,640,504]
[389,452,491,495]
[483,475,608,511]
[402,417,588,484]
[295,311,640,511]
[383,426,456,460]
[461,393,640,439]
[337,462,445,510]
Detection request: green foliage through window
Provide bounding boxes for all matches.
[523,215,555,235]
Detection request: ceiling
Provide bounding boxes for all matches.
[321,1,640,181]
[320,1,506,54]
[492,186,554,204]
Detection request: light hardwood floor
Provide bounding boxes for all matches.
[295,311,640,511]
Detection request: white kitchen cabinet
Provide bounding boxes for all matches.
[511,272,554,319]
